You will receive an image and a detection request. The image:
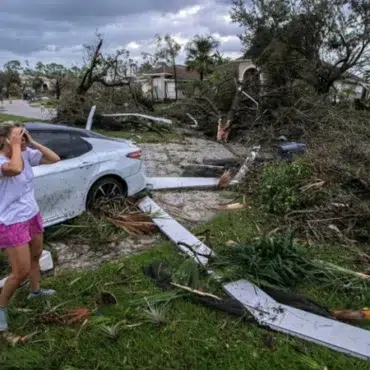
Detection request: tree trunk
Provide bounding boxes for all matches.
[217,83,245,143]
[55,82,61,100]
[173,60,178,101]
[76,85,87,96]
[76,81,94,96]
[227,86,244,122]
[314,78,333,95]
[5,83,11,98]
[200,70,204,81]
[304,69,337,96]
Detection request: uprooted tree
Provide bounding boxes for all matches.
[175,0,370,142]
[171,63,261,141]
[231,0,370,95]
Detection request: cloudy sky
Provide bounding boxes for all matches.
[0,0,243,68]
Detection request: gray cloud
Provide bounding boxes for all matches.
[218,37,243,54]
[0,0,241,65]
[2,0,200,21]
[2,0,232,25]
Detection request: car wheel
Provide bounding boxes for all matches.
[87,177,127,209]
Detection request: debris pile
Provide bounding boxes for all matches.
[231,95,370,247]
[107,213,156,236]
[46,196,157,246]
[39,307,89,325]
[95,196,157,236]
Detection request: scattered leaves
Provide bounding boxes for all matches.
[39,307,89,325]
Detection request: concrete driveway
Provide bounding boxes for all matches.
[0,99,56,120]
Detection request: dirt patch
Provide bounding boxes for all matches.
[153,190,234,226]
[47,235,160,273]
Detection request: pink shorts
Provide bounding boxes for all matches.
[0,213,44,249]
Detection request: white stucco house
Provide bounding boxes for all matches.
[333,75,369,102]
[233,58,369,102]
[137,64,200,100]
[20,74,53,92]
[211,57,263,84]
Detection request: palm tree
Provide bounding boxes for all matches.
[213,51,231,66]
[185,35,220,81]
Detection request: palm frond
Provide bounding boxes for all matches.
[142,300,168,327]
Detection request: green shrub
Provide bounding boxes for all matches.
[214,233,313,288]
[259,161,312,214]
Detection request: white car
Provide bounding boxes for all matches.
[25,122,148,227]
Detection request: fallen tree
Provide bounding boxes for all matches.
[167,65,260,141]
[233,91,370,247]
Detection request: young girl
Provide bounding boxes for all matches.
[0,123,60,332]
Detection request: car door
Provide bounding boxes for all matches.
[30,130,100,226]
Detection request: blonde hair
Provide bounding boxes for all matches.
[0,122,25,150]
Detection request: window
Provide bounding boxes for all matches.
[70,135,91,158]
[29,131,91,160]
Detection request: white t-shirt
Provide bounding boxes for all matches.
[0,148,42,226]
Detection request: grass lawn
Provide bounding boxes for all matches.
[30,101,58,109]
[29,103,42,108]
[0,113,37,123]
[42,100,58,108]
[1,208,370,370]
[95,129,182,144]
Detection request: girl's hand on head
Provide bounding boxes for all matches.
[23,130,34,145]
[9,128,24,146]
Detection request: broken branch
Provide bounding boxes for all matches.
[230,146,261,185]
[102,113,172,125]
[186,113,198,128]
[170,282,222,300]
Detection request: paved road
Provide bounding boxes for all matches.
[0,99,56,121]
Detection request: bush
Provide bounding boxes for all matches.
[214,233,313,288]
[259,161,312,214]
